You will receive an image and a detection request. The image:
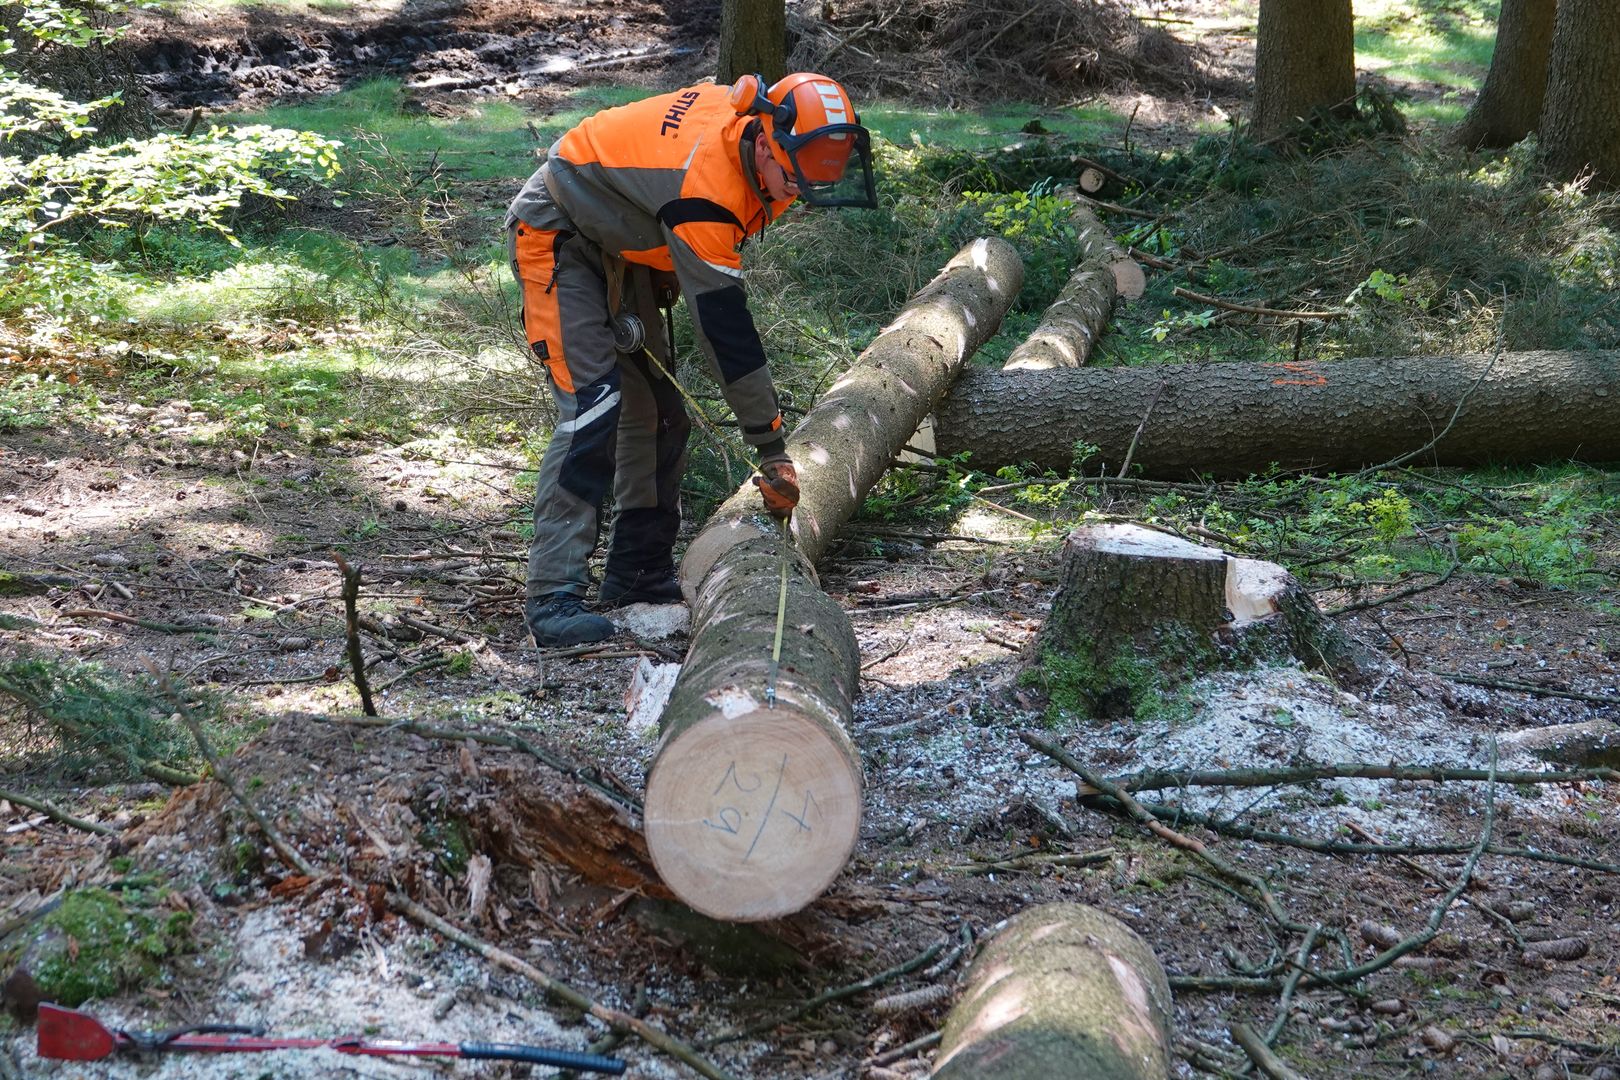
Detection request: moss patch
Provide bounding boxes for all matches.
[1024,623,1252,725]
[2,888,193,1007]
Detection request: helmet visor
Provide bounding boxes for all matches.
[777,124,876,209]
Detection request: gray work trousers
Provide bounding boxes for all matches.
[508,221,690,600]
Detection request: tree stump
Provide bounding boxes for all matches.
[1033,524,1379,717]
[933,903,1173,1080]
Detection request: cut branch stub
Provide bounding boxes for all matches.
[932,903,1173,1080]
[646,535,862,922]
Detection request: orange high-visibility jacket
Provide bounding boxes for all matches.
[507,83,793,449]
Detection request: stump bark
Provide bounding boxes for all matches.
[650,237,1025,922]
[933,903,1173,1080]
[937,350,1620,477]
[1036,524,1380,706]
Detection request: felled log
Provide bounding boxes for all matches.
[1004,203,1124,372]
[1037,523,1380,692]
[937,351,1620,478]
[650,238,1025,922]
[932,903,1173,1080]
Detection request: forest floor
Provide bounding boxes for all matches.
[4,1,1619,1079]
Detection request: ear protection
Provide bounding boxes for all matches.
[728,73,773,117]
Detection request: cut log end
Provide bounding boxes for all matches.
[644,705,861,922]
[1109,257,1147,301]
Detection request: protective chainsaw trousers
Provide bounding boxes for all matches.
[509,222,691,600]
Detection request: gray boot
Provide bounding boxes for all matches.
[526,592,614,647]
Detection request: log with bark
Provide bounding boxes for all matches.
[1003,200,1134,371]
[648,237,1025,922]
[932,902,1173,1080]
[936,351,1620,478]
[1033,524,1382,713]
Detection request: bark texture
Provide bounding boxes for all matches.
[1004,202,1130,371]
[1453,0,1556,150]
[1539,0,1620,187]
[933,903,1173,1080]
[716,0,785,84]
[654,238,1023,921]
[1251,0,1356,140]
[936,351,1620,479]
[646,533,863,921]
[682,236,1024,588]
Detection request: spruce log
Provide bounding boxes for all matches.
[682,236,1025,586]
[937,351,1620,478]
[933,903,1173,1080]
[1003,260,1115,371]
[651,238,1024,921]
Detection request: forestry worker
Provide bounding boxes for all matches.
[505,72,877,647]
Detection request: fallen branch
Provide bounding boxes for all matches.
[866,1031,943,1069]
[1324,560,1460,616]
[1021,731,1301,931]
[1072,760,1618,797]
[335,553,377,716]
[1343,821,1523,949]
[940,849,1116,875]
[705,937,946,1047]
[59,609,220,636]
[1231,1022,1305,1080]
[1171,286,1345,321]
[1434,671,1620,708]
[0,787,117,836]
[371,656,454,691]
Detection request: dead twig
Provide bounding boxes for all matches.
[1117,377,1167,479]
[0,787,117,836]
[865,1030,943,1069]
[335,553,377,716]
[1433,671,1620,708]
[1073,760,1618,797]
[1344,821,1524,948]
[1231,1022,1305,1080]
[1324,559,1460,616]
[58,608,220,636]
[706,937,947,1047]
[1172,286,1345,321]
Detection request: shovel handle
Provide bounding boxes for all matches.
[460,1042,627,1073]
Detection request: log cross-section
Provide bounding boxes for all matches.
[646,237,1025,922]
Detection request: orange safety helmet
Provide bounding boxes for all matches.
[729,72,877,208]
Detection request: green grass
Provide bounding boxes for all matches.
[863,101,1124,150]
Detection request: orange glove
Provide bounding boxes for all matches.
[753,457,799,520]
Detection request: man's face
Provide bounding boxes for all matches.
[754,129,799,204]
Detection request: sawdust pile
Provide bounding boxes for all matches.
[787,0,1217,106]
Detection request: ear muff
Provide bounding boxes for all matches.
[729,73,770,117]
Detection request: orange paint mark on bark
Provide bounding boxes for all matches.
[1268,361,1328,386]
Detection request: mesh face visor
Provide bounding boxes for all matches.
[775,124,876,209]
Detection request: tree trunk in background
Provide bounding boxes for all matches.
[1453,0,1556,149]
[1540,0,1620,187]
[932,903,1174,1080]
[717,0,786,85]
[934,351,1620,479]
[1251,0,1356,141]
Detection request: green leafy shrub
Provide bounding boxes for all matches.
[1,0,343,316]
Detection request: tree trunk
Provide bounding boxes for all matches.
[651,238,1023,922]
[1453,0,1556,150]
[932,903,1173,1080]
[1539,0,1620,187]
[1251,0,1356,141]
[682,236,1024,586]
[717,0,786,85]
[935,351,1620,479]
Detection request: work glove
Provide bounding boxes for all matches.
[753,455,799,521]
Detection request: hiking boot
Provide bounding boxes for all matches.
[598,566,683,608]
[526,592,614,647]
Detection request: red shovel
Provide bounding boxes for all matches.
[37,1003,627,1073]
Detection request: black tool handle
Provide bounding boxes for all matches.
[460,1042,627,1074]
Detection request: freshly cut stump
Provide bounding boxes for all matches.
[933,903,1173,1080]
[1039,523,1380,684]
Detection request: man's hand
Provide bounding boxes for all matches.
[753,456,799,520]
